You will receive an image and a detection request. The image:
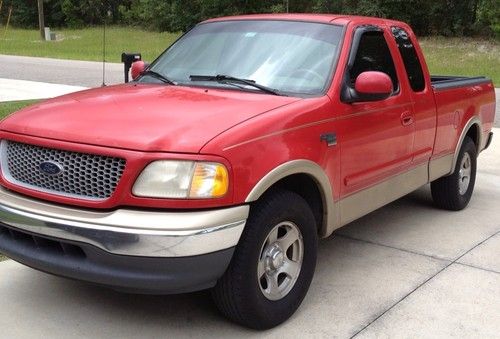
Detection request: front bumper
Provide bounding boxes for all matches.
[0,187,249,293]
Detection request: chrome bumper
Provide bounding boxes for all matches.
[0,187,248,257]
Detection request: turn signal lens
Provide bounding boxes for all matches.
[189,162,229,198]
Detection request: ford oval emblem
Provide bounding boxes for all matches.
[39,161,64,176]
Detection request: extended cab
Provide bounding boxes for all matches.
[0,14,496,329]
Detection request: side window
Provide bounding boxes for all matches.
[391,27,425,92]
[350,31,399,91]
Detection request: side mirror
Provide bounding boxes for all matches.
[131,61,146,80]
[342,71,393,103]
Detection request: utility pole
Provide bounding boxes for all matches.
[37,0,45,40]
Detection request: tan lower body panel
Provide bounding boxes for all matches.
[428,154,454,182]
[335,163,429,229]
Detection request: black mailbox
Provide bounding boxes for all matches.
[121,53,142,83]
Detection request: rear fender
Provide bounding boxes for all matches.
[449,117,482,175]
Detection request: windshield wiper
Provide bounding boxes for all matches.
[189,74,283,96]
[141,70,176,85]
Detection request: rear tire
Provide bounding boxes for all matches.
[431,136,477,210]
[212,189,318,330]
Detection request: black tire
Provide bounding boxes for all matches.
[212,189,318,330]
[431,136,477,210]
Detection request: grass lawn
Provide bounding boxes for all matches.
[420,37,499,85]
[0,28,498,84]
[0,100,39,119]
[0,27,180,63]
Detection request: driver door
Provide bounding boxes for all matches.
[336,26,416,224]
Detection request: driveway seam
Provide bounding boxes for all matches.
[349,229,500,338]
[453,261,500,275]
[334,233,451,263]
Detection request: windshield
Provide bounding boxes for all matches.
[143,20,344,96]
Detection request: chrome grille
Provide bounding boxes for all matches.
[0,140,126,200]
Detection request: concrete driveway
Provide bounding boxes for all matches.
[0,132,498,338]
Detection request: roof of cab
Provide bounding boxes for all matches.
[201,13,406,27]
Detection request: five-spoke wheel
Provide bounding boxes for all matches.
[212,189,318,329]
[258,221,304,301]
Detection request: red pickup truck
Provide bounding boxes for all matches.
[0,14,496,329]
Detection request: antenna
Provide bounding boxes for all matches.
[101,9,111,87]
[101,13,106,86]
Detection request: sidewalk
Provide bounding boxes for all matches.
[0,78,87,102]
[0,132,498,337]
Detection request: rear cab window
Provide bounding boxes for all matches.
[391,27,426,92]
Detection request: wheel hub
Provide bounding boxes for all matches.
[458,152,472,195]
[265,245,285,271]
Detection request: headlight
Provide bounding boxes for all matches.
[132,160,229,199]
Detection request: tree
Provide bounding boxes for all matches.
[37,0,45,39]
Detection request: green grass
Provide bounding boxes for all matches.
[0,254,7,261]
[420,37,499,85]
[0,27,181,63]
[0,100,39,119]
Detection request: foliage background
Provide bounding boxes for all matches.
[0,0,499,38]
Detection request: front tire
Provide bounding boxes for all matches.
[212,189,318,329]
[431,136,477,210]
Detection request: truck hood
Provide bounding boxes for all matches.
[1,84,300,153]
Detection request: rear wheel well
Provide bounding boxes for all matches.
[253,174,324,235]
[465,124,480,150]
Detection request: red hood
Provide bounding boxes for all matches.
[1,84,300,153]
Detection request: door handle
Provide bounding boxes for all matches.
[400,111,414,126]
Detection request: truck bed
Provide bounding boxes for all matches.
[431,75,491,91]
[431,75,495,160]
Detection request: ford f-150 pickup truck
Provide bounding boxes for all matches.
[0,14,496,329]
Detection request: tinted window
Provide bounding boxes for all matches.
[391,27,425,92]
[350,31,399,91]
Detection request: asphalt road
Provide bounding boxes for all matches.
[1,55,499,125]
[0,54,123,88]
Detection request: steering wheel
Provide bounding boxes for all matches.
[290,68,324,83]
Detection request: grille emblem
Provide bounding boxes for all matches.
[39,161,64,176]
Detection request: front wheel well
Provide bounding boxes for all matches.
[252,174,324,235]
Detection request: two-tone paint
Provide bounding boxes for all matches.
[0,14,495,293]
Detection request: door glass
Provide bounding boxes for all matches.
[349,31,399,92]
